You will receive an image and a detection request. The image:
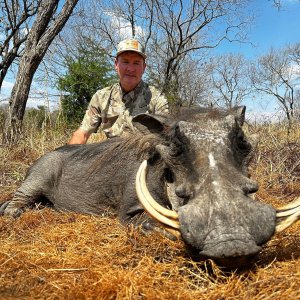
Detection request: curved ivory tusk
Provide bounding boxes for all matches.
[276,196,300,217]
[276,206,300,218]
[135,160,180,230]
[164,227,182,239]
[137,160,179,220]
[275,197,300,233]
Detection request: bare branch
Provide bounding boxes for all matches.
[0,0,39,89]
[250,47,298,122]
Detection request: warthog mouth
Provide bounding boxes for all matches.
[135,160,300,243]
[199,239,261,258]
[199,239,262,268]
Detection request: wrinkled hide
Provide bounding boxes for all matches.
[0,107,278,267]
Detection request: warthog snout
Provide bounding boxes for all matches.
[178,190,277,266]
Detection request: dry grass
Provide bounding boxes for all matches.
[0,122,299,300]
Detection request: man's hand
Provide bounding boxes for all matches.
[68,128,91,144]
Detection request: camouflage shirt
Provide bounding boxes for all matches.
[80,80,169,137]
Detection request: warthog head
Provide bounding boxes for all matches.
[133,107,300,267]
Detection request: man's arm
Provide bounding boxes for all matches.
[68,87,112,144]
[68,128,91,145]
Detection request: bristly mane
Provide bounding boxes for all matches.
[84,133,165,176]
[80,107,235,176]
[171,106,233,122]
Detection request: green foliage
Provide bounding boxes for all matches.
[58,47,117,125]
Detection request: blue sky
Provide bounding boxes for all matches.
[216,0,300,58]
[212,0,300,118]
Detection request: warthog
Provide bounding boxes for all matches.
[1,107,299,267]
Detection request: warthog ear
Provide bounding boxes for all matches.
[132,113,168,135]
[232,106,246,126]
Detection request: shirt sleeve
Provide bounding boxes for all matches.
[79,91,103,134]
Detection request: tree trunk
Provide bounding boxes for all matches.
[3,0,79,144]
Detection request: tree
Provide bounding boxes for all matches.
[3,0,79,144]
[58,46,117,125]
[250,47,298,123]
[271,0,300,9]
[75,0,252,106]
[289,43,300,118]
[289,43,300,68]
[210,54,252,109]
[147,0,251,105]
[294,90,300,119]
[175,56,212,108]
[0,0,38,89]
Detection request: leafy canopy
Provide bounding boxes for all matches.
[58,46,117,125]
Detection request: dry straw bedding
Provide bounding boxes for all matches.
[0,125,300,299]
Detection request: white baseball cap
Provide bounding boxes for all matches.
[116,39,147,59]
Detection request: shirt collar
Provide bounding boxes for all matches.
[118,80,144,102]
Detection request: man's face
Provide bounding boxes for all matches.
[115,51,146,92]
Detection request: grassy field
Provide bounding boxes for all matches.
[0,120,299,299]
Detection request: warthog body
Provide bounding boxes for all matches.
[0,107,284,266]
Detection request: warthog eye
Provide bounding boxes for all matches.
[164,168,174,183]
